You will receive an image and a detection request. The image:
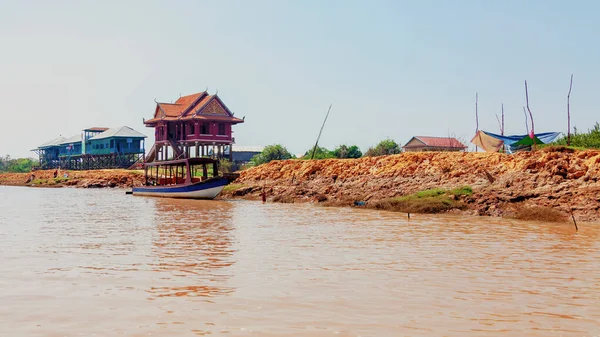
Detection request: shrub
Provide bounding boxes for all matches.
[332,145,362,158]
[365,139,401,157]
[553,122,600,149]
[250,144,293,165]
[302,146,335,160]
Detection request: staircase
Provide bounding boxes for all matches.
[167,138,186,159]
[145,143,157,162]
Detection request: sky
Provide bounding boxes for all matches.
[1,0,599,158]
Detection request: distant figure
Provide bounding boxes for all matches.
[53,170,58,178]
[261,188,267,203]
[25,173,35,184]
[63,173,68,179]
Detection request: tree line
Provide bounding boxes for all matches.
[0,156,38,173]
[251,139,402,166]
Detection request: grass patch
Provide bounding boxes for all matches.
[30,178,48,185]
[223,184,244,192]
[510,205,567,222]
[449,186,473,197]
[374,186,473,214]
[538,145,583,152]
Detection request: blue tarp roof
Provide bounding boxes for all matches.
[482,131,561,146]
[482,131,562,153]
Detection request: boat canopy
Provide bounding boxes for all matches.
[143,157,217,167]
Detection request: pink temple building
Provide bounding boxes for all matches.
[144,91,244,162]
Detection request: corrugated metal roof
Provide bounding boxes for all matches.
[58,134,82,145]
[89,126,147,141]
[38,136,67,149]
[232,145,264,152]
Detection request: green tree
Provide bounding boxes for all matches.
[302,146,335,159]
[0,156,37,173]
[332,144,362,158]
[364,139,402,157]
[250,144,293,165]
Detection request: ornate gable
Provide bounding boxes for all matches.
[199,98,229,116]
[154,104,165,119]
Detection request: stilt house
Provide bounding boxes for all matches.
[143,91,244,162]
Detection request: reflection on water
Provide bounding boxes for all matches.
[149,198,235,298]
[0,186,599,336]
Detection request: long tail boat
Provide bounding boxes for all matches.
[131,158,234,199]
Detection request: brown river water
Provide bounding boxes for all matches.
[0,186,599,337]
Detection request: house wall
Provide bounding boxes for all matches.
[405,146,464,152]
[59,142,83,156]
[403,138,425,152]
[41,147,60,161]
[155,121,233,143]
[88,138,144,155]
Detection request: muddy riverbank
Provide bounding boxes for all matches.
[0,169,145,188]
[222,147,600,222]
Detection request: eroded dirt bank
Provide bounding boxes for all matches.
[0,169,145,188]
[222,148,600,222]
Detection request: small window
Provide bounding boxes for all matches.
[189,123,195,135]
[201,123,209,134]
[218,123,226,135]
[110,140,115,148]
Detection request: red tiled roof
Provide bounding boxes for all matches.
[185,94,213,116]
[158,103,183,117]
[84,127,109,132]
[406,136,466,149]
[146,91,243,126]
[144,114,244,124]
[175,92,204,111]
[192,115,244,122]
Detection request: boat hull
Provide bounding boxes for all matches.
[132,178,228,199]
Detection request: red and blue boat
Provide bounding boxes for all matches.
[132,158,234,199]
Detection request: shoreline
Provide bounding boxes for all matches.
[3,147,599,223]
[220,147,600,223]
[0,169,145,189]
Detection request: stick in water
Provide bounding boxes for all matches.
[569,203,578,231]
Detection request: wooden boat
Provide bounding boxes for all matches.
[131,157,231,199]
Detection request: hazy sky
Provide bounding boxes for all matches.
[1,0,599,158]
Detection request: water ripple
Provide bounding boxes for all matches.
[0,186,599,336]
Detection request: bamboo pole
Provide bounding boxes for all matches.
[501,103,505,135]
[310,104,333,160]
[475,93,479,152]
[523,106,529,133]
[525,81,535,140]
[567,74,573,146]
[495,104,505,152]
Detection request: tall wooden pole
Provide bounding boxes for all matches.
[501,103,504,135]
[310,104,333,160]
[475,93,479,152]
[496,104,505,152]
[523,106,529,134]
[525,80,536,150]
[567,74,573,146]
